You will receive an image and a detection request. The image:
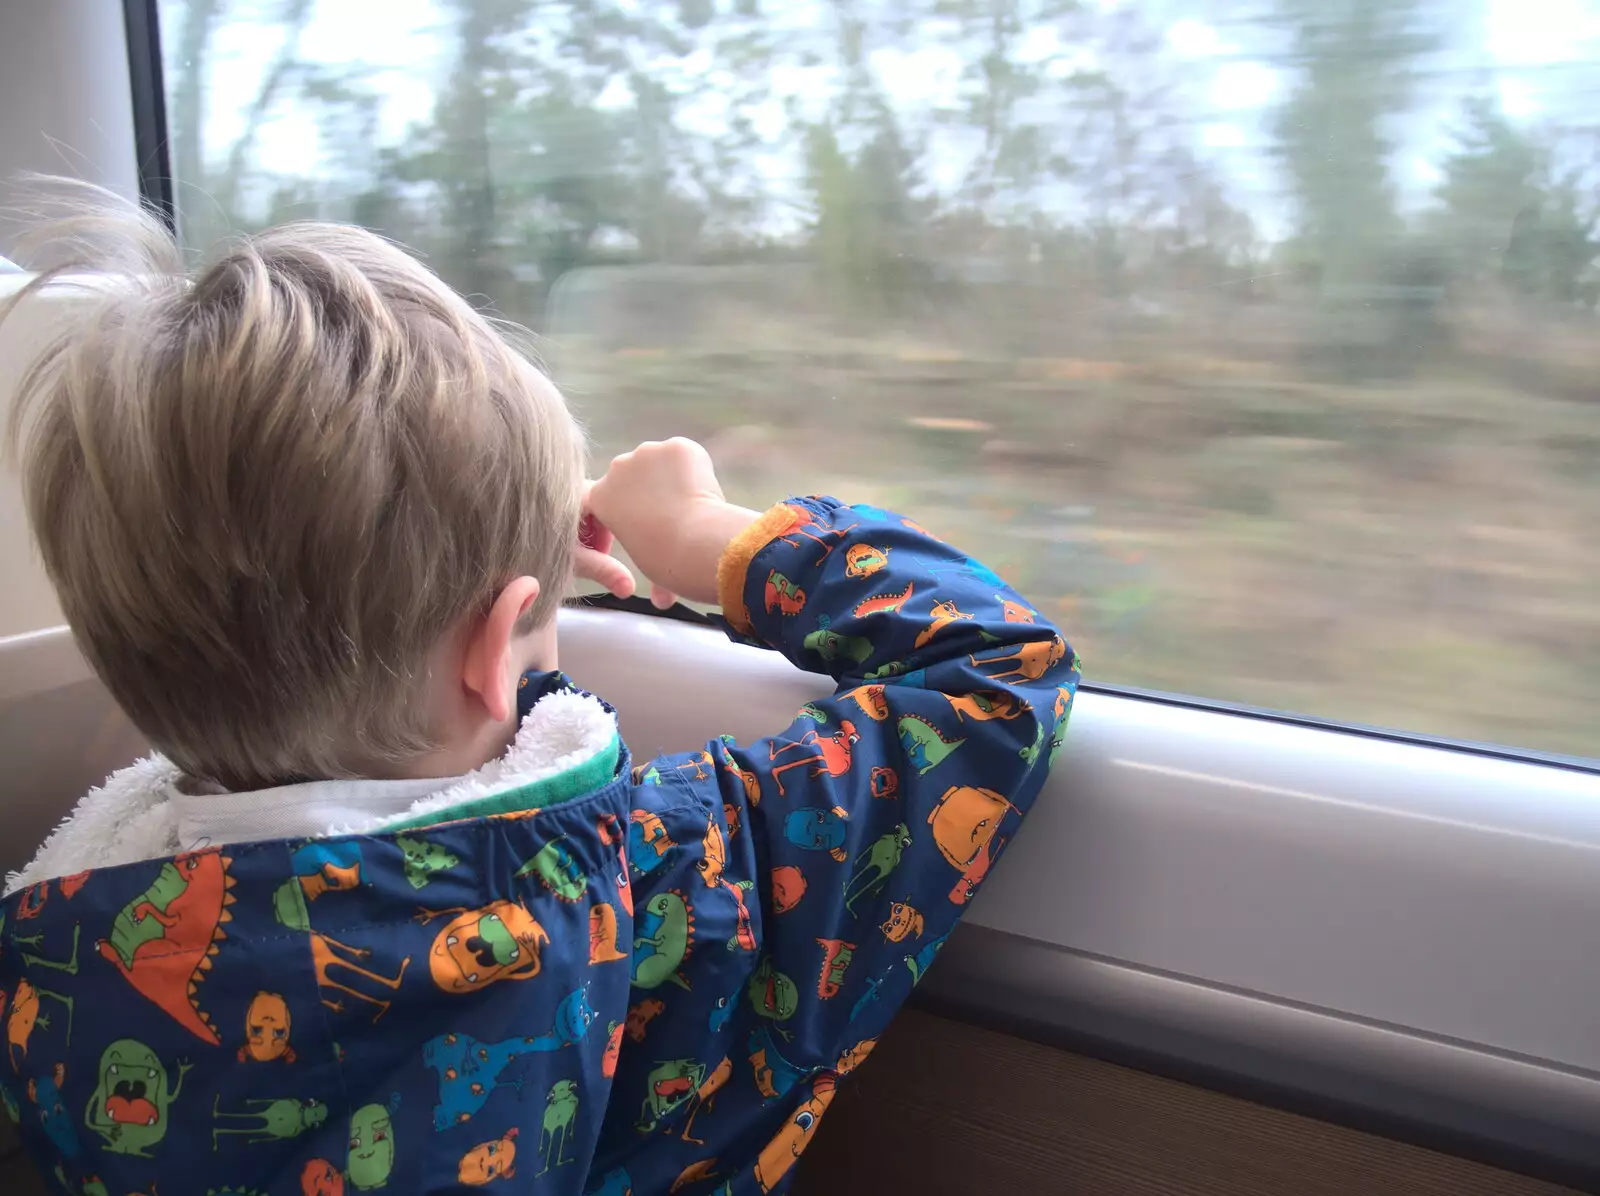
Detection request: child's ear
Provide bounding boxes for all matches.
[461,576,541,723]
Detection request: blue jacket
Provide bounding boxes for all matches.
[0,496,1079,1195]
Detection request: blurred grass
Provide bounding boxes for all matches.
[559,339,1598,761]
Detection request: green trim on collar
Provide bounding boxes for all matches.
[381,733,622,832]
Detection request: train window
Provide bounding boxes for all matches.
[152,0,1598,762]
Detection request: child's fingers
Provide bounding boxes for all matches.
[578,488,668,604]
[577,503,633,596]
[573,545,637,599]
[578,509,612,554]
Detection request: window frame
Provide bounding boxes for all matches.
[122,0,174,231]
[572,592,1600,777]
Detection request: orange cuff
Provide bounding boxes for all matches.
[717,503,804,635]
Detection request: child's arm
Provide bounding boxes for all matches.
[703,497,1075,1029]
[588,440,1078,1185]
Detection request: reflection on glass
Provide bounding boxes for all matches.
[156,0,1599,759]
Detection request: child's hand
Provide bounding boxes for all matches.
[571,508,637,600]
[586,438,760,608]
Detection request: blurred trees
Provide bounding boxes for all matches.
[1268,0,1437,377]
[160,0,1599,340]
[1434,97,1600,306]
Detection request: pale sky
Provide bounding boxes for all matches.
[177,0,1600,239]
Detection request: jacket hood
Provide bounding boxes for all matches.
[6,684,619,895]
[0,680,639,1196]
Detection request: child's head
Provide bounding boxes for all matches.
[3,178,584,789]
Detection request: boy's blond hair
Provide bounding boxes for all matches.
[2,178,584,789]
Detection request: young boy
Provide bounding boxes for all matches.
[0,179,1079,1196]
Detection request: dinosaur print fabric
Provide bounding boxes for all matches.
[0,496,1079,1195]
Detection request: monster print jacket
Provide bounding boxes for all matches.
[0,497,1080,1196]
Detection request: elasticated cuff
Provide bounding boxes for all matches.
[716,502,805,635]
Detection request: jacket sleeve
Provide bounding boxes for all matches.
[650,495,1080,1068]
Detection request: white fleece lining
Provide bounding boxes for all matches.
[4,690,617,895]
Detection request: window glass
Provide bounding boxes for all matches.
[155,0,1599,760]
